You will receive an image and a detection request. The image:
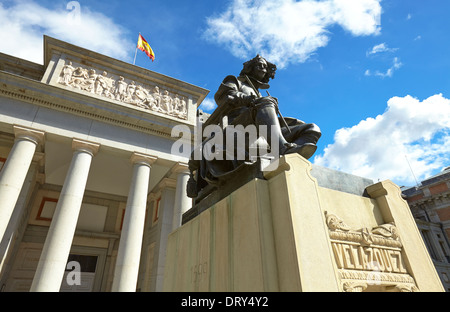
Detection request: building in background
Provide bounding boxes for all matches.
[402,167,450,291]
[0,36,209,292]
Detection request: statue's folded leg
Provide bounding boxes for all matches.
[253,102,293,152]
[253,102,319,158]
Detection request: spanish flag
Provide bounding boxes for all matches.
[137,34,155,62]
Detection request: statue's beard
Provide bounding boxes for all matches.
[238,75,270,90]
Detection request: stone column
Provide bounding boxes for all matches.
[0,154,43,266]
[150,179,176,291]
[112,152,157,292]
[171,162,191,230]
[30,138,100,292]
[0,126,44,243]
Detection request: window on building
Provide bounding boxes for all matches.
[65,254,98,273]
[421,230,438,261]
[438,240,450,263]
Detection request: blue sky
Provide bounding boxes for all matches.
[0,0,449,187]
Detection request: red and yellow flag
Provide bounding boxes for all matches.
[137,34,155,62]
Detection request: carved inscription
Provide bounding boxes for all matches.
[325,211,419,292]
[191,261,208,284]
[331,242,407,273]
[58,61,188,120]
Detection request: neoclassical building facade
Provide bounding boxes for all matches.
[0,36,208,292]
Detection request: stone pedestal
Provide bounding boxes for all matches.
[163,154,444,292]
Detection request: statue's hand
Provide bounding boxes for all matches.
[244,94,257,107]
[253,96,278,107]
[268,95,278,104]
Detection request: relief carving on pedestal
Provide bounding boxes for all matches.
[325,212,402,248]
[58,61,188,120]
[324,211,419,292]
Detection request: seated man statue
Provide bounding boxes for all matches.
[187,55,321,201]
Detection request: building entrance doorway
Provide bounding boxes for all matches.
[60,246,107,292]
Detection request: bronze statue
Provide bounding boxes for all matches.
[187,55,321,203]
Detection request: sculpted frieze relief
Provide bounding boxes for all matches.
[325,211,402,248]
[58,61,188,120]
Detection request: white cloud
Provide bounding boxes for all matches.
[366,42,398,56]
[365,57,403,78]
[314,94,450,186]
[199,97,217,112]
[204,0,382,68]
[365,43,401,78]
[0,1,134,64]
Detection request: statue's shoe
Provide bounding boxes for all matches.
[281,143,317,159]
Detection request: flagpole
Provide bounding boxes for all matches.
[133,47,138,65]
[133,33,140,65]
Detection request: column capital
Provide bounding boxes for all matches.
[72,138,100,156]
[148,192,160,201]
[130,152,157,167]
[171,162,190,174]
[13,125,45,145]
[152,177,177,193]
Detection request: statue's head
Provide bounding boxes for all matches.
[239,55,277,83]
